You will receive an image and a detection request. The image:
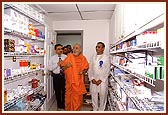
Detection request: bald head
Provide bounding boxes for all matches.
[73,43,81,56]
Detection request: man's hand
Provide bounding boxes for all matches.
[91,79,97,84]
[96,80,102,86]
[63,62,72,70]
[79,71,83,75]
[79,69,88,75]
[57,60,62,66]
[66,63,72,68]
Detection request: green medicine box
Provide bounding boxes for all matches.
[145,66,164,80]
[157,56,164,66]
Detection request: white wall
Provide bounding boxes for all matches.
[53,20,110,61]
[109,13,115,45]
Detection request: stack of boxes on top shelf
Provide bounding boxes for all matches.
[4,8,29,34]
[113,27,164,52]
[111,27,164,81]
[4,4,45,39]
[4,5,46,55]
[4,4,44,32]
[136,28,164,49]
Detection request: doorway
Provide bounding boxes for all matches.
[55,30,83,52]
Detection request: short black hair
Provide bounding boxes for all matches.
[66,44,73,53]
[66,45,72,48]
[62,46,67,50]
[55,44,62,50]
[97,42,105,48]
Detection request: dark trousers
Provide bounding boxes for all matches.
[52,73,65,109]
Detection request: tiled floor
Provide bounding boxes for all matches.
[48,99,93,111]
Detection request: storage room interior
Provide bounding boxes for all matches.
[3,2,166,112]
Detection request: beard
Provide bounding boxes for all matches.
[73,52,80,56]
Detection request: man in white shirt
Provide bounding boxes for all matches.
[47,44,67,111]
[88,42,110,111]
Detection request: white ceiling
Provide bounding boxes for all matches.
[37,4,116,21]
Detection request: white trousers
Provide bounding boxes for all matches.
[91,88,107,111]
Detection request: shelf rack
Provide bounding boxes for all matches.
[110,73,154,111]
[110,41,163,54]
[4,28,45,42]
[4,4,45,25]
[109,88,126,111]
[4,69,43,85]
[111,64,155,86]
[4,86,45,111]
[4,3,47,111]
[110,13,164,48]
[4,52,44,57]
[30,100,46,111]
[109,4,164,112]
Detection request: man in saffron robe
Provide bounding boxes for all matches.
[60,43,89,111]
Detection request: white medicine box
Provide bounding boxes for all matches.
[4,14,11,29]
[22,4,29,14]
[4,8,19,31]
[28,6,34,18]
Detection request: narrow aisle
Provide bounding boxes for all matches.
[48,99,93,111]
[48,75,93,111]
[48,100,57,111]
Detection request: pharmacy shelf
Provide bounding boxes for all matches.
[110,74,153,111]
[108,78,126,111]
[111,64,155,87]
[4,96,23,111]
[107,96,113,111]
[107,93,117,111]
[112,74,164,111]
[110,13,164,47]
[4,3,48,111]
[4,69,43,85]
[109,89,121,101]
[110,41,163,55]
[109,75,137,111]
[4,86,45,111]
[4,52,44,57]
[4,4,45,25]
[30,98,46,111]
[4,28,45,42]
